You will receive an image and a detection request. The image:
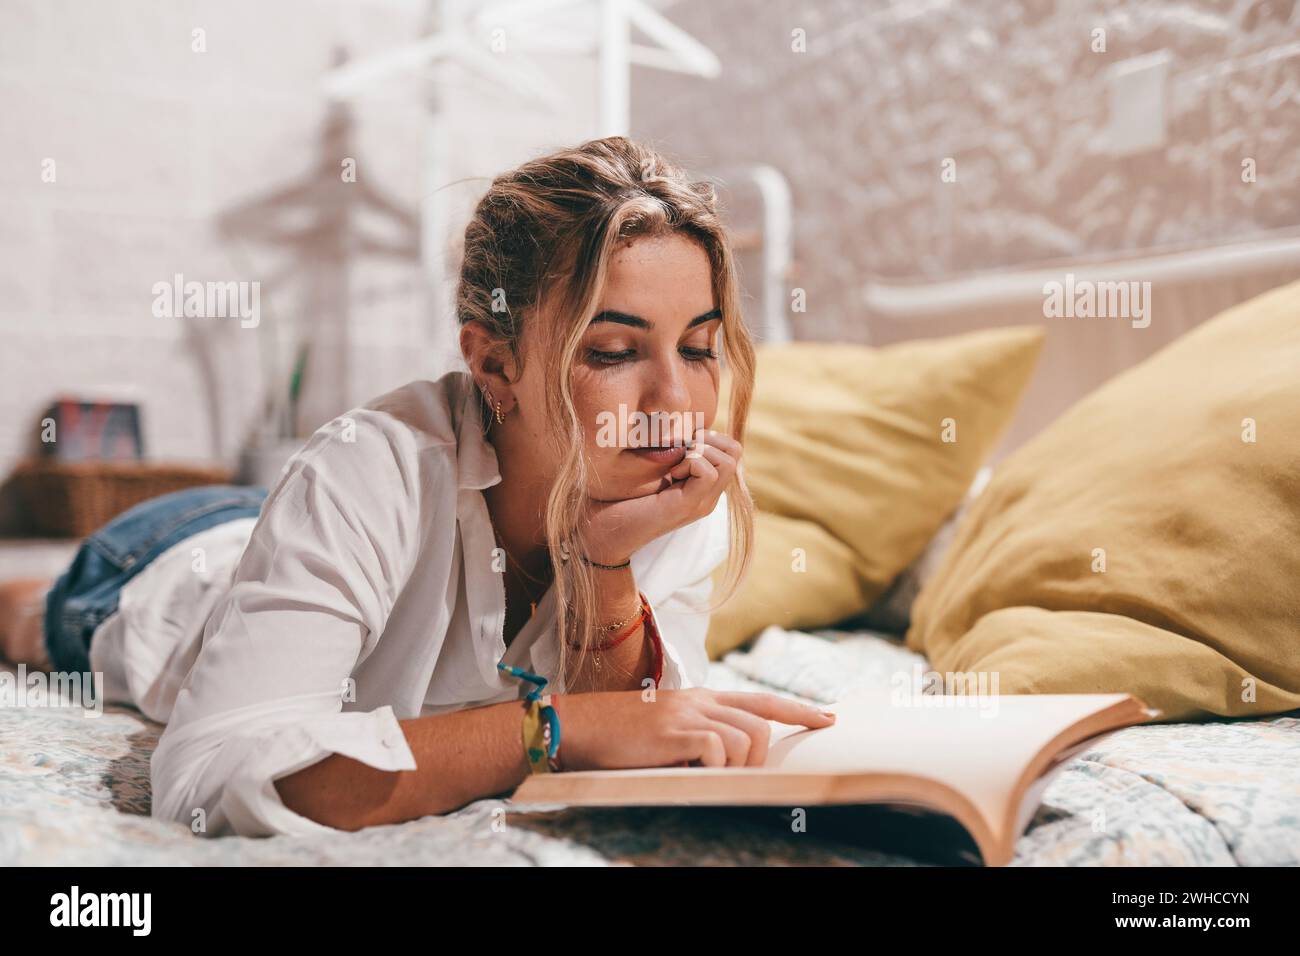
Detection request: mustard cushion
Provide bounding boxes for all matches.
[907,278,1300,722]
[704,511,870,660]
[707,326,1045,657]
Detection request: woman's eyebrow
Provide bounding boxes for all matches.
[588,307,721,330]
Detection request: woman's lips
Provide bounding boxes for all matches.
[624,444,687,465]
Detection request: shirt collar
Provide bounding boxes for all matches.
[451,369,504,492]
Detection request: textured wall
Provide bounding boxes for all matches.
[3,0,1297,527]
[632,0,1300,343]
[0,0,600,534]
[0,0,431,490]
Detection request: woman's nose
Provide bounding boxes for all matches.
[641,368,695,441]
[655,352,696,400]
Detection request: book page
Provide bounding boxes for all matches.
[763,691,1134,837]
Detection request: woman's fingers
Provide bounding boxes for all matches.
[680,703,785,767]
[676,443,734,513]
[697,716,753,766]
[661,452,719,511]
[692,441,737,484]
[698,429,742,460]
[674,729,728,768]
[666,428,739,481]
[667,433,736,483]
[665,436,704,481]
[665,435,715,483]
[711,690,838,728]
[703,703,775,765]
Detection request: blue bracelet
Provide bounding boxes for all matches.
[497,662,562,765]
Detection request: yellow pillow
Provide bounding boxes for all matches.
[908,278,1300,722]
[704,511,870,660]
[707,326,1045,657]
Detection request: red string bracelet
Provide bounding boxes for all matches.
[642,594,665,689]
[638,601,685,765]
[567,591,663,685]
[569,593,681,765]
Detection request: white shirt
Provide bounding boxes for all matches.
[138,368,730,838]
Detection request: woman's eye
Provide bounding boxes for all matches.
[587,348,635,365]
[586,346,718,366]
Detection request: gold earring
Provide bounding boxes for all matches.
[483,387,506,425]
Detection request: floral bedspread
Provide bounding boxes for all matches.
[2,627,1298,866]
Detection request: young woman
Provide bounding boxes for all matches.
[0,136,835,837]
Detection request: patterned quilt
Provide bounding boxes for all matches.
[3,627,1298,866]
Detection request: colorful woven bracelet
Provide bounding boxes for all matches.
[497,662,562,773]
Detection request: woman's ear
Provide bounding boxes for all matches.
[460,321,520,411]
[462,325,506,385]
[459,319,490,378]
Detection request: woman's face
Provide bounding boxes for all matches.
[516,232,723,502]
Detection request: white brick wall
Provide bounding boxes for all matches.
[0,0,600,534]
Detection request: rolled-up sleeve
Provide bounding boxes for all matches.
[643,492,732,691]
[151,413,423,837]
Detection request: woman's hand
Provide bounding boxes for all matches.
[580,427,742,565]
[553,688,837,770]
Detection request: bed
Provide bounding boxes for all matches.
[4,625,1297,866]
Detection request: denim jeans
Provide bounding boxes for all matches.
[44,484,269,675]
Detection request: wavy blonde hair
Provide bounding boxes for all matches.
[455,136,756,689]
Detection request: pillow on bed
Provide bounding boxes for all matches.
[706,327,1044,658]
[907,278,1300,722]
[854,466,993,635]
[703,511,870,660]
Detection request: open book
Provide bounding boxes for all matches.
[509,692,1158,866]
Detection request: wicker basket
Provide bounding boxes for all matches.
[12,458,236,539]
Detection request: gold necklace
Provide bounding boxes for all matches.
[492,526,547,623]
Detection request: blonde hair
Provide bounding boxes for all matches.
[455,136,756,689]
